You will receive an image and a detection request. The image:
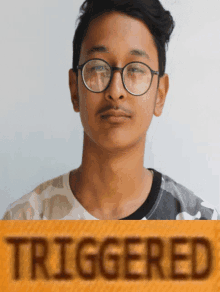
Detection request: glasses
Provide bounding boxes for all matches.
[76,58,159,96]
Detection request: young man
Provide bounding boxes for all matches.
[2,0,219,220]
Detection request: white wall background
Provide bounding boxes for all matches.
[0,0,220,218]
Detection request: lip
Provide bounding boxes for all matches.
[100,109,131,118]
[101,115,130,123]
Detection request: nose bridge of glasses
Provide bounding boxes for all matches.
[109,66,125,88]
[112,66,122,72]
[111,66,124,77]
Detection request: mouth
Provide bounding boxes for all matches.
[101,115,131,123]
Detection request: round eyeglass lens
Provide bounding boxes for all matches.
[123,63,152,95]
[83,60,111,93]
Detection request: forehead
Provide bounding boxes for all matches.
[80,11,158,66]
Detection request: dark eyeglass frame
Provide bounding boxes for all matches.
[75,58,159,96]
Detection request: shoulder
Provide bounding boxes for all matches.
[2,172,71,220]
[159,172,219,220]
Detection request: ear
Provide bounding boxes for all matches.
[69,69,80,112]
[154,73,169,117]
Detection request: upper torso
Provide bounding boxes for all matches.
[2,168,220,220]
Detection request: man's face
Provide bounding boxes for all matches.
[69,11,169,152]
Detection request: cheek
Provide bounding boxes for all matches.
[137,108,154,133]
[78,86,99,132]
[78,85,89,128]
[135,94,155,129]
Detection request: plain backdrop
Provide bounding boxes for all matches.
[0,0,220,218]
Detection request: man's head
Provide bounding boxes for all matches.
[72,0,175,79]
[69,0,175,152]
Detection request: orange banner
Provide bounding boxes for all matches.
[0,221,220,292]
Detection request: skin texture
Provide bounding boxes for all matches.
[68,11,169,219]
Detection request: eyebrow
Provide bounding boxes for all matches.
[86,45,151,61]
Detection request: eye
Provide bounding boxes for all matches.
[128,67,145,74]
[91,66,107,72]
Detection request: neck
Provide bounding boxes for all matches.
[71,131,153,219]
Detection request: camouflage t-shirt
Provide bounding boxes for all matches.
[2,168,220,220]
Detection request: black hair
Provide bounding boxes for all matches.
[72,0,175,78]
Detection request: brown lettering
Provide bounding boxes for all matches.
[53,237,73,280]
[124,237,142,280]
[5,237,29,280]
[99,237,120,280]
[191,237,212,279]
[146,238,165,279]
[171,237,189,280]
[75,237,97,280]
[31,237,50,279]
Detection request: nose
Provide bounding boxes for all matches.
[105,67,126,100]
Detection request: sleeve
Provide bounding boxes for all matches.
[211,208,220,220]
[198,200,220,220]
[1,208,12,220]
[1,197,36,220]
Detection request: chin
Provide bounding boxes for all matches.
[96,136,145,153]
